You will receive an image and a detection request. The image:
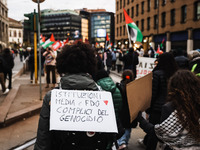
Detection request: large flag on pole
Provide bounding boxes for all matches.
[42,34,55,49]
[123,8,143,43]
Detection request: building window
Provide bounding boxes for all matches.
[161,12,166,27]
[171,0,175,2]
[120,26,122,36]
[141,19,144,31]
[154,15,158,29]
[117,14,119,23]
[181,5,187,23]
[136,21,139,27]
[117,1,119,10]
[141,1,144,14]
[19,31,21,37]
[147,17,150,30]
[194,1,200,20]
[120,0,122,9]
[123,25,126,35]
[127,0,129,5]
[124,0,126,7]
[171,9,175,26]
[147,0,151,12]
[10,31,12,37]
[162,0,166,6]
[120,13,122,22]
[132,0,134,2]
[136,4,139,16]
[117,27,119,36]
[127,9,130,16]
[14,31,17,37]
[154,0,158,9]
[131,7,134,18]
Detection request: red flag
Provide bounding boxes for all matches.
[156,45,163,55]
[50,33,55,42]
[123,8,134,24]
[106,33,109,41]
[63,37,69,45]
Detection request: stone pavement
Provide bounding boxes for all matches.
[0,69,55,127]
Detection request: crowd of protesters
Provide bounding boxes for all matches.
[1,42,200,150]
[33,42,200,150]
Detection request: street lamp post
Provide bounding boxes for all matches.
[32,0,45,100]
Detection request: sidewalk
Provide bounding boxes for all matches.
[0,70,52,127]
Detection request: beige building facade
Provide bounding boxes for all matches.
[8,18,23,48]
[0,0,9,51]
[115,0,200,53]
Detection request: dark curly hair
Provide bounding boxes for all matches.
[167,70,200,142]
[153,52,178,79]
[56,42,97,75]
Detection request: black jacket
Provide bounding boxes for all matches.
[2,53,14,72]
[34,73,114,150]
[147,70,167,114]
[117,80,137,128]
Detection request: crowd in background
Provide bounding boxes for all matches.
[0,42,200,150]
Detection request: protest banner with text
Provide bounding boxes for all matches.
[50,89,118,133]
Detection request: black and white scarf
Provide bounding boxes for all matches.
[154,110,200,150]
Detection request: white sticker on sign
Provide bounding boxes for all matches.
[50,89,118,133]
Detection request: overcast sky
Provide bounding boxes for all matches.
[7,0,115,21]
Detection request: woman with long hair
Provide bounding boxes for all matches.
[137,70,200,149]
[143,52,178,149]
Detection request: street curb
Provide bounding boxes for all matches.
[3,103,42,127]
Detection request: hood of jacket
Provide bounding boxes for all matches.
[60,73,99,91]
[96,77,116,93]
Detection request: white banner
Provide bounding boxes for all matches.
[50,89,118,133]
[136,57,156,79]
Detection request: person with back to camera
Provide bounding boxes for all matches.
[2,48,14,90]
[34,42,116,150]
[116,69,138,150]
[141,52,178,150]
[119,48,139,79]
[137,70,200,150]
[43,47,56,88]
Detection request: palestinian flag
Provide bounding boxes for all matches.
[123,8,143,42]
[42,34,55,49]
[52,41,62,51]
[40,36,45,46]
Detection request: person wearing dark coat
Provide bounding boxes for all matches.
[0,54,9,94]
[116,69,138,150]
[189,52,200,76]
[119,48,139,79]
[143,52,178,150]
[2,48,14,89]
[137,70,200,150]
[106,49,113,74]
[34,42,116,150]
[174,49,189,69]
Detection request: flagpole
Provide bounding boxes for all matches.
[126,24,132,48]
[37,0,42,100]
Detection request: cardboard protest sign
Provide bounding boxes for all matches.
[127,72,152,122]
[50,89,118,133]
[136,57,156,79]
